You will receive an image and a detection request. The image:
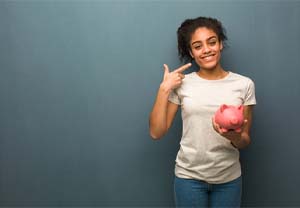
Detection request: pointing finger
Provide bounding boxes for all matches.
[174,63,192,73]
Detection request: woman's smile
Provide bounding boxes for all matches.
[201,54,216,61]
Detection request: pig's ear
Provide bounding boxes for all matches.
[220,104,228,112]
[238,105,244,111]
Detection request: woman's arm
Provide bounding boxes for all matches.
[149,63,191,140]
[149,88,179,139]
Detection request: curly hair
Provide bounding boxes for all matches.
[177,16,228,62]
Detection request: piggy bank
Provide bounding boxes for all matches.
[214,104,244,133]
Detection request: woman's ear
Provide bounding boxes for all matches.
[189,50,194,59]
[220,41,224,51]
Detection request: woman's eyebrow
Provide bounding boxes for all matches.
[191,36,217,45]
[207,36,217,40]
[191,41,201,46]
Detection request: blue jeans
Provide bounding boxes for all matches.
[174,176,242,208]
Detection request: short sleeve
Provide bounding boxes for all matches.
[244,78,257,105]
[168,89,181,105]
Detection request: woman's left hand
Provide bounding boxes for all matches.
[212,117,248,145]
[212,105,254,149]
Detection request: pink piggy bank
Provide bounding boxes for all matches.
[214,104,244,133]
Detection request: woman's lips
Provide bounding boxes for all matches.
[202,54,215,61]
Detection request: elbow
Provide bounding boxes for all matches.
[149,130,163,140]
[148,119,168,140]
[149,126,166,140]
[239,132,251,149]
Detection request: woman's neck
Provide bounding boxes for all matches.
[197,65,228,80]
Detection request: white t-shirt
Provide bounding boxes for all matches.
[168,71,256,184]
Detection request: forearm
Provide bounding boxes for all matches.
[231,132,251,149]
[149,84,171,139]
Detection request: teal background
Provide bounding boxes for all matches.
[0,0,299,207]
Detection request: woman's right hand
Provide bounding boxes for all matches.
[160,63,192,91]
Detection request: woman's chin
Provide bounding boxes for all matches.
[200,63,218,70]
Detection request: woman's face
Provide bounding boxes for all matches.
[189,27,223,70]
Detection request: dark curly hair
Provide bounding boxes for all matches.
[177,16,228,62]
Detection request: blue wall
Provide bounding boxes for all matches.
[0,0,299,207]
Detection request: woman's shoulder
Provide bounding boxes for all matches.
[229,71,254,83]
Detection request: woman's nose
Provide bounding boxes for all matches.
[202,44,211,53]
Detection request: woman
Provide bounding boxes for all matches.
[149,16,256,207]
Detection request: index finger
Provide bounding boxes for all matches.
[212,117,219,132]
[173,63,192,73]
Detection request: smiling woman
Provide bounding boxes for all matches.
[149,16,256,208]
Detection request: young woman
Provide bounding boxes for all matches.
[149,17,256,207]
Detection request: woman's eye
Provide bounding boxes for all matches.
[209,41,216,46]
[194,45,202,49]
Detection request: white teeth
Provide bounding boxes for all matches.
[203,55,214,61]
